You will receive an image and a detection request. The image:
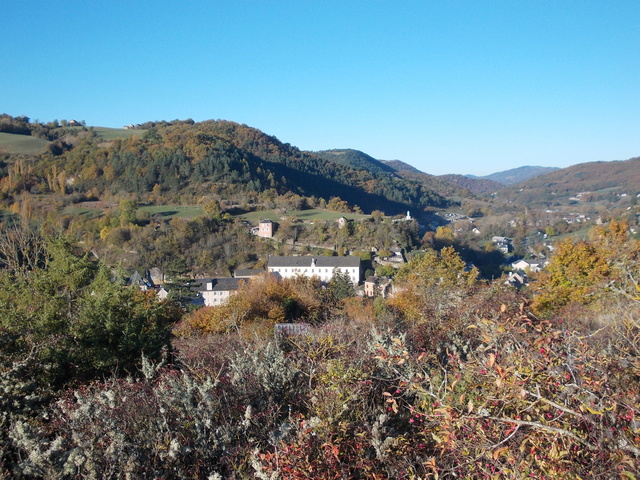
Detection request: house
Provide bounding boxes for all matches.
[234,269,264,278]
[376,247,405,266]
[389,248,405,262]
[147,267,165,285]
[267,255,361,285]
[156,286,170,300]
[364,276,392,297]
[504,271,527,288]
[511,259,543,273]
[255,219,274,238]
[199,278,244,306]
[127,270,153,291]
[492,236,513,254]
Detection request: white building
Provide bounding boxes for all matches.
[267,256,361,285]
[511,259,543,273]
[199,278,244,306]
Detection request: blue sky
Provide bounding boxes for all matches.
[2,1,639,175]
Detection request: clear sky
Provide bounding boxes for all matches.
[2,1,639,175]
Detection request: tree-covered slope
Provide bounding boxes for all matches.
[438,173,504,195]
[475,165,560,185]
[1,118,449,214]
[312,149,396,176]
[497,157,640,206]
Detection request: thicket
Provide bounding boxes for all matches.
[0,221,637,478]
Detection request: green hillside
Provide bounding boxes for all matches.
[92,126,146,141]
[0,132,50,155]
[313,149,396,175]
[1,118,449,215]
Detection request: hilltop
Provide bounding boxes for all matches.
[438,173,503,195]
[497,157,640,206]
[469,165,560,185]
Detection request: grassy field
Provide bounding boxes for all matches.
[62,206,105,219]
[92,127,146,141]
[59,204,370,223]
[61,204,205,220]
[138,205,204,218]
[0,132,50,155]
[0,127,145,155]
[237,208,370,223]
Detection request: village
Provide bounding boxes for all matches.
[127,215,551,310]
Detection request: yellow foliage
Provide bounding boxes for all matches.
[532,220,640,315]
[176,274,327,337]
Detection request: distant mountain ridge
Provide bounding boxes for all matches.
[438,174,504,195]
[469,166,560,185]
[311,150,474,199]
[498,157,640,206]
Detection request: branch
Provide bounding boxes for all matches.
[526,385,583,418]
[483,416,588,446]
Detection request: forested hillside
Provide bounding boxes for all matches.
[498,157,640,206]
[475,165,560,186]
[438,173,503,195]
[0,116,447,214]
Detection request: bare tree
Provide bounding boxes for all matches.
[0,221,46,276]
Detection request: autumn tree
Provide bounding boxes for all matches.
[175,274,329,338]
[389,246,479,326]
[532,220,639,315]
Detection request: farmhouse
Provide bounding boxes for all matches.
[492,236,513,254]
[364,276,392,297]
[199,277,244,306]
[127,270,153,291]
[267,255,361,285]
[251,219,274,238]
[511,259,543,273]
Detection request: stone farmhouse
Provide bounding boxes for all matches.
[267,255,361,285]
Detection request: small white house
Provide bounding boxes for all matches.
[199,278,244,306]
[511,259,542,273]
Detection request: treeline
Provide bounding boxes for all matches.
[0,114,87,141]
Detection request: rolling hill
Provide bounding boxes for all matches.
[312,149,396,176]
[438,174,504,195]
[0,132,50,155]
[0,119,450,215]
[469,165,560,185]
[497,157,640,206]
